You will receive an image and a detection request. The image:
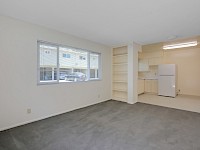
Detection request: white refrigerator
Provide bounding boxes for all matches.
[158,64,177,97]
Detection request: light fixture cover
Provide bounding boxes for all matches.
[163,41,197,50]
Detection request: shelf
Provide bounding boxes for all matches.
[113,63,127,66]
[113,46,127,56]
[113,53,128,57]
[113,66,128,72]
[113,71,127,74]
[113,80,127,83]
[113,82,127,91]
[112,96,127,102]
[112,46,128,103]
[113,88,127,92]
[113,73,128,81]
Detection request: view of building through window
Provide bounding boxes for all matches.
[38,42,101,84]
[90,53,99,79]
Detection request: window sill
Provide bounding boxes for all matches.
[37,79,101,85]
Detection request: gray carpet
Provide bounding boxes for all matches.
[0,100,200,150]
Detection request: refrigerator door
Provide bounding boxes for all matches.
[158,76,176,97]
[158,64,176,76]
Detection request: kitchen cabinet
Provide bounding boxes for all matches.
[138,79,145,94]
[144,79,158,93]
[151,80,158,93]
[139,57,162,72]
[138,59,149,72]
[144,80,151,92]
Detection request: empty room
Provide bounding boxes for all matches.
[0,0,200,150]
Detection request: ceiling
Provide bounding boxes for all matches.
[0,0,200,47]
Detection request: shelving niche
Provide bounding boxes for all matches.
[112,46,128,102]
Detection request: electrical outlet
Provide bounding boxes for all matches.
[98,94,100,98]
[27,108,31,114]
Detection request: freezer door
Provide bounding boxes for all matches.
[158,64,176,76]
[158,76,176,97]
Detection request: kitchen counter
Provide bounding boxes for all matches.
[138,78,158,94]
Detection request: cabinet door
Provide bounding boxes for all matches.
[145,80,158,93]
[151,80,158,93]
[138,80,144,94]
[138,59,149,71]
[144,80,151,92]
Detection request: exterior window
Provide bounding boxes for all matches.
[39,44,58,83]
[59,47,88,82]
[38,41,101,84]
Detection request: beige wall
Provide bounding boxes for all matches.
[0,15,112,131]
[163,46,200,96]
[142,36,200,96]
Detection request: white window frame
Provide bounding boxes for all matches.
[37,41,102,85]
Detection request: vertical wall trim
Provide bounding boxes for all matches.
[127,42,141,104]
[128,44,134,104]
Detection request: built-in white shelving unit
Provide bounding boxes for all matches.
[112,46,128,102]
[112,43,141,104]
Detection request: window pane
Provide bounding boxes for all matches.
[90,53,100,79]
[39,44,57,82]
[59,47,88,82]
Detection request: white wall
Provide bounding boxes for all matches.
[127,42,141,104]
[0,15,112,131]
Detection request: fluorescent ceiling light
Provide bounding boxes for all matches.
[163,41,197,50]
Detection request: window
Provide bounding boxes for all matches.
[39,44,58,83]
[38,41,101,84]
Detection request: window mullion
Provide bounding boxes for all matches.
[37,42,40,84]
[87,52,90,80]
[99,53,101,79]
[57,46,59,83]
